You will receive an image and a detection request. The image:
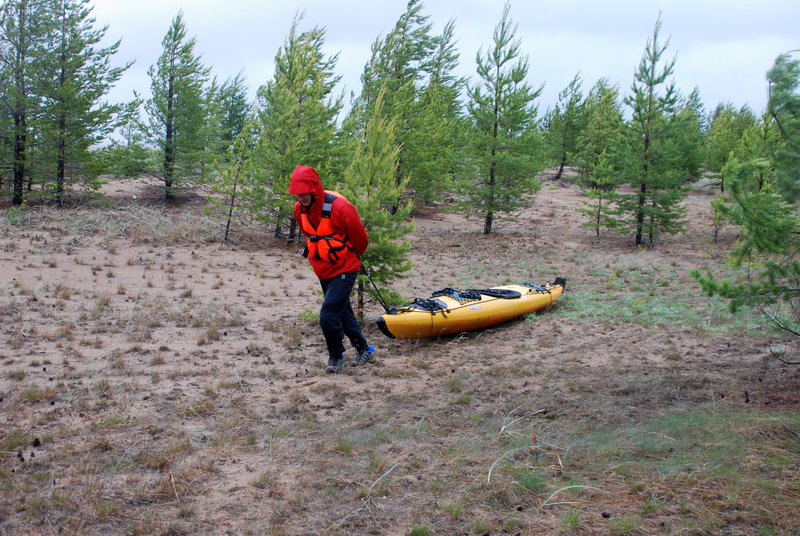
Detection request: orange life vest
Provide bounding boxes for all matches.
[298,191,351,265]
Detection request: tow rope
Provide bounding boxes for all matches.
[360,267,391,314]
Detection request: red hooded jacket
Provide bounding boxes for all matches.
[288,165,368,280]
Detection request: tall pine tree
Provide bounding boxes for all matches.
[341,90,414,312]
[206,116,259,243]
[215,73,251,156]
[145,11,209,200]
[544,73,585,181]
[352,0,441,205]
[39,0,131,203]
[619,15,689,245]
[249,15,342,240]
[464,1,543,234]
[673,87,705,180]
[575,78,625,235]
[197,73,251,182]
[0,0,52,205]
[767,53,800,202]
[693,53,800,338]
[402,19,465,204]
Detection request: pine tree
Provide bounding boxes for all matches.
[694,157,798,331]
[402,19,465,204]
[341,91,414,312]
[707,111,777,241]
[356,0,434,114]
[703,102,757,241]
[545,73,585,181]
[464,1,543,235]
[575,79,625,235]
[196,76,223,182]
[767,53,800,202]
[576,79,624,172]
[249,15,342,241]
[693,53,800,338]
[38,0,131,204]
[579,149,621,236]
[704,102,757,189]
[575,79,624,178]
[0,0,52,205]
[216,73,251,155]
[145,11,209,200]
[619,15,689,245]
[674,87,705,179]
[0,99,11,191]
[352,0,444,206]
[199,73,250,165]
[206,116,258,243]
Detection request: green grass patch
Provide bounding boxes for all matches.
[299,308,319,324]
[513,466,548,492]
[558,287,771,334]
[557,260,775,334]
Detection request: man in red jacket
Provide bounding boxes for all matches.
[288,165,374,373]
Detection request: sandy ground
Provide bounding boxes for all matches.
[0,174,798,535]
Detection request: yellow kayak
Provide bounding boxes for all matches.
[376,277,565,339]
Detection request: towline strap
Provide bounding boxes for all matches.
[360,266,391,314]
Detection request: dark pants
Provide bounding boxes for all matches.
[319,271,368,359]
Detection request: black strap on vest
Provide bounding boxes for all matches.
[321,192,335,218]
[308,192,348,264]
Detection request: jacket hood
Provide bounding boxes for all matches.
[288,165,322,195]
[288,165,325,215]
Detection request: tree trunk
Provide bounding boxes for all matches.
[223,162,242,242]
[636,126,651,246]
[56,113,66,205]
[10,2,27,206]
[12,117,25,206]
[484,160,496,235]
[635,182,646,246]
[554,153,567,182]
[55,34,68,206]
[595,197,602,236]
[224,188,237,243]
[554,125,569,181]
[484,210,494,235]
[164,73,175,200]
[56,148,65,205]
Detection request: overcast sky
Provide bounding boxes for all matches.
[90,0,799,118]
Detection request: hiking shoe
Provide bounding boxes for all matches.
[351,346,375,367]
[325,356,344,373]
